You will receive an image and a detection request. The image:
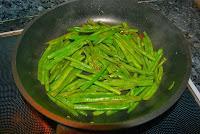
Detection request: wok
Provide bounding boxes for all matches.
[12,0,191,131]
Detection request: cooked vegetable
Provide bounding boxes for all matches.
[168,81,175,90]
[38,20,167,117]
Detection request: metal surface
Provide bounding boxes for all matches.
[12,0,191,130]
[188,79,200,106]
[0,29,23,37]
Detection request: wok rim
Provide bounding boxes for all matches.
[12,0,192,130]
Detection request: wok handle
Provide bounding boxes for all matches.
[187,78,200,106]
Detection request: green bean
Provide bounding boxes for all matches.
[130,87,146,96]
[115,34,154,60]
[73,47,84,57]
[105,79,153,88]
[49,61,69,83]
[143,56,150,71]
[127,37,155,61]
[113,36,141,69]
[58,90,79,97]
[49,60,63,74]
[87,85,107,92]
[63,69,81,85]
[123,35,144,65]
[61,79,86,93]
[143,32,154,55]
[65,57,94,73]
[39,58,48,85]
[97,43,115,57]
[50,66,73,92]
[106,111,117,116]
[120,29,138,34]
[50,68,82,96]
[141,84,158,100]
[70,62,93,73]
[102,37,114,44]
[78,110,88,116]
[127,102,139,113]
[47,37,88,60]
[93,111,105,116]
[92,30,116,45]
[89,27,110,37]
[73,101,130,111]
[45,57,65,71]
[149,49,163,72]
[67,92,115,98]
[85,46,103,71]
[106,64,118,75]
[62,93,140,103]
[68,25,101,33]
[168,81,175,90]
[49,68,60,83]
[48,94,79,116]
[49,65,57,76]
[76,74,121,95]
[38,47,52,83]
[133,73,138,78]
[99,52,148,75]
[116,65,131,79]
[44,70,50,91]
[158,57,167,68]
[112,38,125,60]
[155,66,163,84]
[115,70,128,79]
[80,65,108,90]
[66,50,94,73]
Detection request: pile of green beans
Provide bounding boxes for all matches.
[38,20,166,117]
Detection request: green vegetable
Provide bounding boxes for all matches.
[76,73,121,95]
[93,111,105,116]
[106,111,117,116]
[80,65,108,91]
[168,81,175,90]
[38,20,166,118]
[58,92,140,103]
[73,101,130,111]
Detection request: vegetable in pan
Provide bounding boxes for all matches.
[38,20,168,117]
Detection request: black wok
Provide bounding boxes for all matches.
[12,0,191,131]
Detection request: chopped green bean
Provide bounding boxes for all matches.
[93,111,105,116]
[76,74,121,95]
[168,81,175,90]
[80,65,108,90]
[38,20,166,117]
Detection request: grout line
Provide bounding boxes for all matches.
[0,29,23,37]
[187,78,200,106]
